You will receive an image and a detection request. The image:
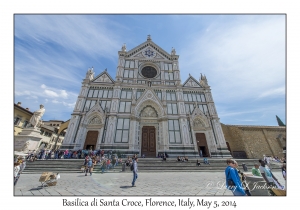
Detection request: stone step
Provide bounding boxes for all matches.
[22,159,282,174]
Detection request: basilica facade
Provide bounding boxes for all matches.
[61,36,231,158]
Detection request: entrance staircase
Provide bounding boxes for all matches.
[22,158,283,174]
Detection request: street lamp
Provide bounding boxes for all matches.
[53,127,60,150]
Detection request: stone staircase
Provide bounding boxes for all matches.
[22,158,283,174]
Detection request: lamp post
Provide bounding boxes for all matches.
[53,127,61,150]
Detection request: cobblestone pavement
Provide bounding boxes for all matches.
[14,171,285,196]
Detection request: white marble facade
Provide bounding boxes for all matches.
[62,36,231,158]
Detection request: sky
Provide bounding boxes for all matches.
[14,14,286,126]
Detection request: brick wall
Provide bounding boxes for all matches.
[221,124,286,159]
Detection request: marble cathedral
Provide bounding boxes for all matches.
[61,35,231,158]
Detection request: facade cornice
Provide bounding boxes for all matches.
[14,104,33,115]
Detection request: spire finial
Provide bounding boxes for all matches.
[171,47,176,55]
[147,35,151,41]
[121,43,126,52]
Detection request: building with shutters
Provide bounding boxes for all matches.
[61,35,231,158]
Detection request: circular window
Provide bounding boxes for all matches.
[141,66,157,78]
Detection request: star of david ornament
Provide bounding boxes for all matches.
[144,49,156,57]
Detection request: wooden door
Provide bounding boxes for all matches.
[196,133,210,157]
[83,131,99,150]
[141,126,156,157]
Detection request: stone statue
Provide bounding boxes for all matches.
[29,104,45,129]
[171,47,176,55]
[22,141,30,152]
[85,68,94,80]
[121,43,127,52]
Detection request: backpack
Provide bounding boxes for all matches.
[130,164,134,171]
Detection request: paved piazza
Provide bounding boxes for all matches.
[14,171,285,196]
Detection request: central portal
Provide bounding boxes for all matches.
[141,126,156,157]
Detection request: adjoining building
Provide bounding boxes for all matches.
[14,102,32,135]
[222,124,286,159]
[61,35,231,158]
[14,103,68,151]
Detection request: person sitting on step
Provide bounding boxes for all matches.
[203,158,210,165]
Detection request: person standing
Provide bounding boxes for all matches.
[14,162,21,186]
[233,160,251,196]
[132,157,138,187]
[259,160,278,188]
[225,159,246,196]
[282,163,286,180]
[252,163,262,176]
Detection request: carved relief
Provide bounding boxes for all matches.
[185,79,200,87]
[134,52,144,57]
[140,106,158,117]
[95,74,112,83]
[193,118,206,130]
[136,99,163,118]
[88,117,102,125]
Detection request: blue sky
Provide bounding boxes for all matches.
[14,14,286,126]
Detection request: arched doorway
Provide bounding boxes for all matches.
[196,133,210,157]
[141,126,156,157]
[83,131,99,150]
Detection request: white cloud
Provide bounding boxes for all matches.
[52,99,60,104]
[44,89,59,98]
[180,16,285,102]
[62,101,76,109]
[60,90,68,99]
[257,87,285,99]
[41,84,47,89]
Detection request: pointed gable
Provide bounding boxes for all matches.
[126,40,172,61]
[135,88,165,118]
[92,70,114,84]
[182,75,202,88]
[85,100,106,127]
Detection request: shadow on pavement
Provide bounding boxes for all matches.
[120,186,133,189]
[30,186,45,191]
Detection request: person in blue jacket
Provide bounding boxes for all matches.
[225,159,246,196]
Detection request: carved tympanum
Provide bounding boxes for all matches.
[140,106,158,117]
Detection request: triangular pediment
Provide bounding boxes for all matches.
[92,71,114,84]
[126,40,172,61]
[135,88,165,118]
[183,76,202,88]
[190,107,209,129]
[85,101,105,126]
